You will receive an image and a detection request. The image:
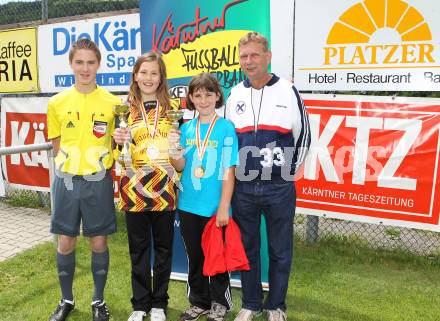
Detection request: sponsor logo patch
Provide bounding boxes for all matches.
[93,121,107,138]
[236,101,246,114]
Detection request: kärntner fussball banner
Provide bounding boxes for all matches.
[139,0,272,287]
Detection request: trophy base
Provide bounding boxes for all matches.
[168,147,184,159]
[118,154,132,165]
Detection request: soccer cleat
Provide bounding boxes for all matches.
[180,305,209,321]
[48,299,75,321]
[91,300,110,321]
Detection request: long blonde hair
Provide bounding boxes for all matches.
[127,52,171,115]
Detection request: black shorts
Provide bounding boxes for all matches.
[50,170,116,237]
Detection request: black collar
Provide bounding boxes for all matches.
[243,73,279,88]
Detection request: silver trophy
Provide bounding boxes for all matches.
[166,109,184,157]
[113,104,131,163]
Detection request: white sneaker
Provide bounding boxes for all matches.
[128,310,146,321]
[150,308,166,321]
[267,309,287,321]
[233,308,261,321]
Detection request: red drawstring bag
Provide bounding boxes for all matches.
[201,216,249,276]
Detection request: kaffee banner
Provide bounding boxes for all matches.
[0,28,39,93]
[296,94,440,232]
[294,0,440,91]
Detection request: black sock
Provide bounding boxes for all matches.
[56,251,75,302]
[91,249,109,302]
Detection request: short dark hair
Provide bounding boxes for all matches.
[69,38,101,63]
[187,73,224,111]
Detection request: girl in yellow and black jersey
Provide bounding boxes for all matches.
[113,52,179,321]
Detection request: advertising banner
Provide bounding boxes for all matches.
[0,97,123,195]
[139,0,281,286]
[37,13,141,93]
[140,0,292,110]
[0,28,39,93]
[294,0,440,91]
[1,97,50,191]
[297,94,440,231]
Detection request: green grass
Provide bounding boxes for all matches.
[4,190,48,209]
[1,213,440,321]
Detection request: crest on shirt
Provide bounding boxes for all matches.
[236,101,246,114]
[93,121,107,138]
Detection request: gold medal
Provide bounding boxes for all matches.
[194,166,205,178]
[146,146,159,160]
[194,114,219,179]
[140,100,160,138]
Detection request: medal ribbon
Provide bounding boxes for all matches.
[196,114,219,162]
[140,101,160,138]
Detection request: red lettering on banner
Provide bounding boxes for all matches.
[151,0,246,54]
[296,98,440,226]
[304,115,420,190]
[5,112,50,188]
[5,111,122,198]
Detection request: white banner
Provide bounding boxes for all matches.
[38,13,141,93]
[271,0,294,81]
[294,0,440,91]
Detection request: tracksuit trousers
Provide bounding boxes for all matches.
[178,210,233,310]
[125,210,175,313]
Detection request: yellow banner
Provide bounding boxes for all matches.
[0,28,39,93]
[164,30,249,79]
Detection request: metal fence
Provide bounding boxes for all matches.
[0,0,139,27]
[5,184,440,256]
[296,215,440,256]
[1,0,440,257]
[0,143,53,209]
[6,167,440,257]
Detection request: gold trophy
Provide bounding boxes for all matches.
[166,109,184,157]
[113,103,131,163]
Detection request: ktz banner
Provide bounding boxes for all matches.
[0,28,39,93]
[297,94,440,232]
[294,0,440,91]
